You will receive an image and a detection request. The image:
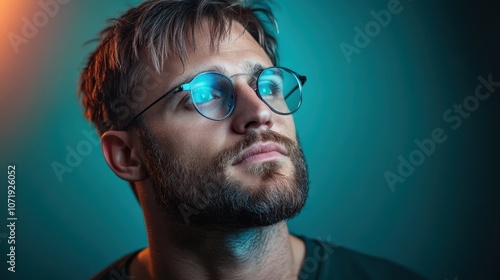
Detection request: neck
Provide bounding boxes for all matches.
[131,183,304,280]
[148,221,297,279]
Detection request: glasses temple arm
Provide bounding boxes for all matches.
[121,86,183,130]
[284,75,307,100]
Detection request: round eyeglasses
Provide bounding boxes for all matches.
[121,66,306,129]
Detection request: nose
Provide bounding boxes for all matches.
[230,78,274,134]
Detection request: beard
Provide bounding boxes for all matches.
[138,128,309,228]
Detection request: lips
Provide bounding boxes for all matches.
[232,142,288,165]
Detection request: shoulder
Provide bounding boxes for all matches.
[90,249,141,280]
[296,235,427,280]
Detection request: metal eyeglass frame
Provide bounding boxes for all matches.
[120,66,307,130]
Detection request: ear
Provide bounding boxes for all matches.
[100,130,148,182]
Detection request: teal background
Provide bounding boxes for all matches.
[0,0,498,279]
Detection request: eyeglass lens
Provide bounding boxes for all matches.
[188,67,302,120]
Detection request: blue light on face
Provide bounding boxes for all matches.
[226,230,260,258]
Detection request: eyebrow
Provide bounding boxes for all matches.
[177,61,266,86]
[242,61,265,77]
[172,65,227,90]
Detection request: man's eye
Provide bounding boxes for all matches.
[259,80,283,97]
[190,87,222,104]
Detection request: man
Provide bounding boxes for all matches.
[79,0,425,279]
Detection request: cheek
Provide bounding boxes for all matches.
[160,122,228,161]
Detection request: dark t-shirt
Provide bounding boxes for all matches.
[91,235,426,280]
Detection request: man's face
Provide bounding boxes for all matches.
[136,22,308,227]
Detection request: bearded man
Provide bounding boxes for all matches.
[79,0,425,279]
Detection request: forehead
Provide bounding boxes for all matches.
[163,21,273,79]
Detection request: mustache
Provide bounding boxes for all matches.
[214,130,297,167]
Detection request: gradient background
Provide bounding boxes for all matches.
[0,0,498,279]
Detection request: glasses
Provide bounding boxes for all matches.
[122,66,306,129]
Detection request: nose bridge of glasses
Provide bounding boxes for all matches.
[230,73,276,115]
[230,73,258,91]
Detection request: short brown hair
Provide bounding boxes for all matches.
[79,0,278,134]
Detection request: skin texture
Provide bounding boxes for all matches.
[100,22,307,280]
